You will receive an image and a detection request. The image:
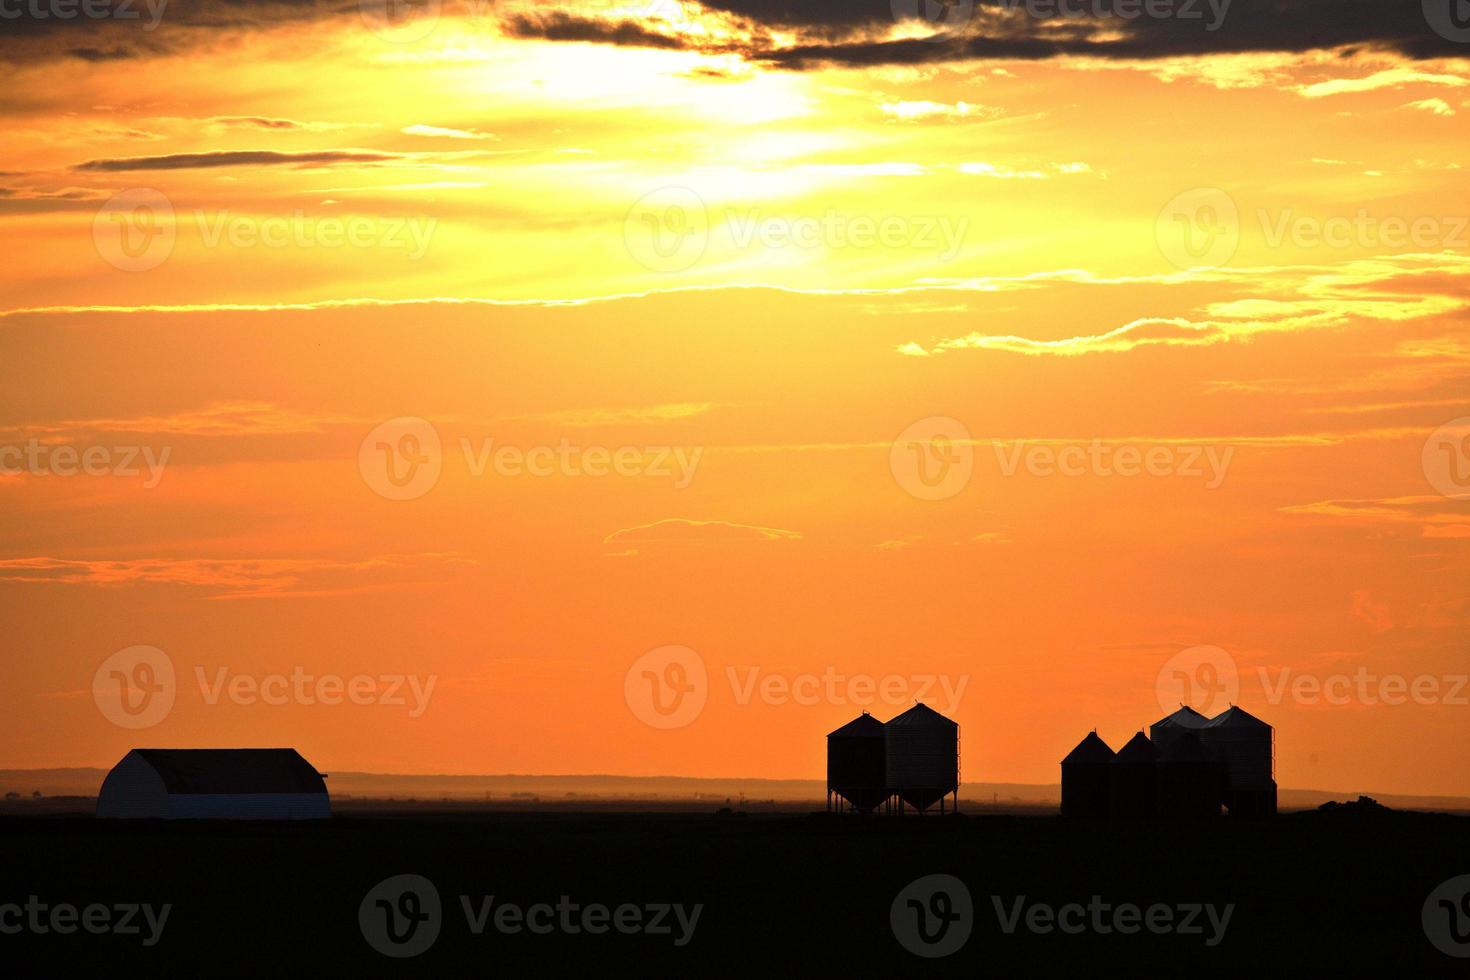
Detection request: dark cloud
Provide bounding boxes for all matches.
[2,0,1467,69]
[73,149,403,171]
[501,11,691,49]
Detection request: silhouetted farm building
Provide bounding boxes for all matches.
[1060,731,1114,817]
[825,704,960,814]
[1062,705,1276,819]
[826,712,888,813]
[1109,732,1163,817]
[97,749,330,820]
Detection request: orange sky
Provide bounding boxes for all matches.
[2,1,1468,796]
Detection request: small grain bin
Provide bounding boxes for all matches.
[1060,731,1114,818]
[826,712,888,813]
[883,703,959,814]
[1108,732,1161,818]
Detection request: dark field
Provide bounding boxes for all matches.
[4,806,1467,974]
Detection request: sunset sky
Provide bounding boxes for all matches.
[2,0,1468,796]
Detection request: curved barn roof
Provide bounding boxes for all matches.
[1061,731,1115,765]
[132,749,327,795]
[828,712,885,738]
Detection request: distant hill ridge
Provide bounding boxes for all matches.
[2,768,1468,812]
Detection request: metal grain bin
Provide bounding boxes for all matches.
[1108,732,1161,818]
[1156,731,1224,818]
[826,712,888,813]
[1199,706,1276,816]
[883,703,959,813]
[1149,705,1210,755]
[1060,731,1114,818]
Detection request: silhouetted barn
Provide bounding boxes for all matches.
[1199,706,1277,816]
[884,703,959,813]
[97,749,330,820]
[1108,732,1161,818]
[1060,731,1114,818]
[826,712,888,813]
[1156,731,1224,818]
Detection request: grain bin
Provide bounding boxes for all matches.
[1108,732,1161,818]
[883,703,959,813]
[1199,706,1276,817]
[1060,731,1114,818]
[1149,705,1210,754]
[826,712,888,813]
[1155,731,1224,818]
